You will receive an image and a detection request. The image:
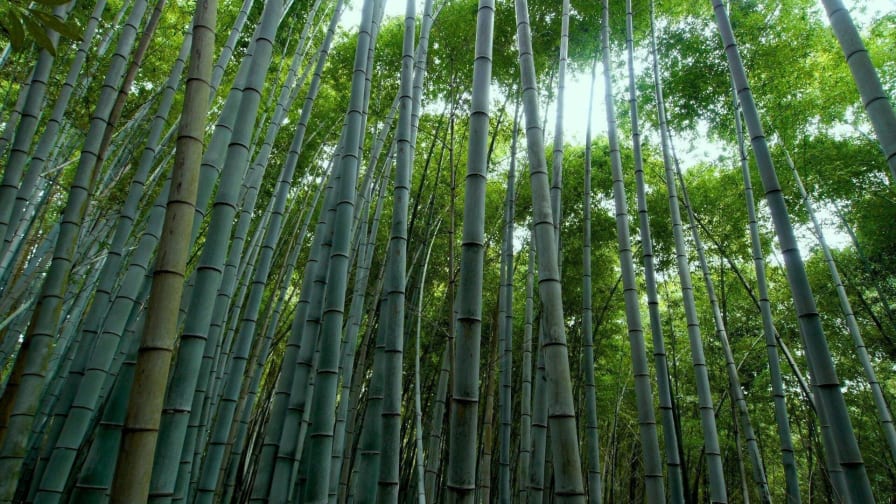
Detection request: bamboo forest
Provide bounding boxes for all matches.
[1,0,896,501]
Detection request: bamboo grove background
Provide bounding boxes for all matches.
[0,0,894,502]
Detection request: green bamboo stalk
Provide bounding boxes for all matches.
[223,176,325,503]
[186,48,252,247]
[190,2,325,426]
[31,29,193,498]
[497,103,517,504]
[514,0,585,499]
[652,5,727,502]
[107,0,216,498]
[0,0,152,496]
[269,7,389,494]
[334,142,396,502]
[0,0,106,270]
[71,307,147,503]
[210,0,254,93]
[601,3,665,501]
[32,167,171,498]
[167,170,268,504]
[529,322,547,504]
[640,4,685,501]
[711,1,874,501]
[479,327,499,503]
[348,203,391,504]
[194,7,343,500]
[267,156,344,503]
[250,168,337,503]
[833,207,896,339]
[0,4,67,243]
[415,221,440,504]
[549,0,569,249]
[730,89,802,504]
[94,0,129,57]
[330,171,385,502]
[518,241,534,504]
[169,41,319,502]
[674,160,771,503]
[94,0,169,173]
[145,2,284,500]
[819,0,896,183]
[785,145,896,466]
[22,252,106,501]
[376,0,417,499]
[341,2,435,489]
[445,0,494,500]
[581,48,603,504]
[0,75,30,164]
[302,11,380,485]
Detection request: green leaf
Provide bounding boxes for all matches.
[21,15,55,56]
[32,0,73,6]
[32,10,81,40]
[0,13,26,51]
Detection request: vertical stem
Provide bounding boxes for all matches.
[514,0,585,499]
[108,0,216,499]
[581,51,603,504]
[819,0,896,183]
[652,4,728,502]
[711,1,874,501]
[731,87,802,503]
[445,0,494,501]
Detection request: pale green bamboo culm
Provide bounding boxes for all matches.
[819,0,896,183]
[32,31,194,502]
[415,220,440,504]
[198,5,345,501]
[107,0,216,499]
[732,97,801,503]
[601,1,665,501]
[0,0,108,281]
[784,144,896,468]
[514,0,585,499]
[641,4,685,501]
[445,0,494,502]
[378,0,418,499]
[0,0,151,498]
[518,237,535,504]
[301,0,379,498]
[147,0,289,498]
[581,49,603,504]
[711,0,875,501]
[497,102,517,504]
[549,0,568,250]
[674,158,772,503]
[652,4,728,502]
[0,3,66,246]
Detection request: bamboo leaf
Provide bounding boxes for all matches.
[22,15,55,56]
[1,13,26,51]
[32,0,73,6]
[31,10,81,40]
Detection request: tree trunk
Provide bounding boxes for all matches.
[445,0,494,501]
[652,5,728,502]
[711,1,875,501]
[819,0,896,183]
[514,0,585,499]
[108,0,216,498]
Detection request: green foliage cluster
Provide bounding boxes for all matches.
[0,0,81,55]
